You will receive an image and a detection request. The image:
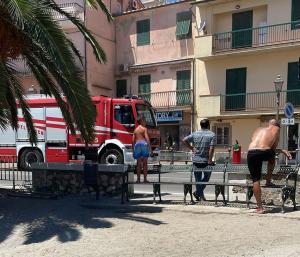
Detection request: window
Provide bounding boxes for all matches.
[137,19,150,46]
[225,68,247,110]
[114,105,135,125]
[232,11,253,48]
[136,104,156,127]
[212,124,231,146]
[176,70,191,105]
[116,80,127,98]
[176,11,192,39]
[287,62,300,106]
[138,75,151,102]
[292,0,300,29]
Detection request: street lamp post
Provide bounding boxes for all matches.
[274,75,284,120]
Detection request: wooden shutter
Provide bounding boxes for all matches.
[137,19,150,46]
[287,62,300,106]
[225,68,247,110]
[292,0,300,29]
[176,12,192,39]
[138,75,151,102]
[176,70,191,105]
[232,11,253,48]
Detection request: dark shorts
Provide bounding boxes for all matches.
[247,149,275,182]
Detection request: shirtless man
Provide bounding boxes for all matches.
[132,116,152,183]
[247,119,292,214]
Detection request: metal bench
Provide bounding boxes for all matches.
[226,164,299,212]
[126,163,299,212]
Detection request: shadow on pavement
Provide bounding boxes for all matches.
[0,194,165,245]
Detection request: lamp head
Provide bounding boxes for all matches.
[274,75,284,92]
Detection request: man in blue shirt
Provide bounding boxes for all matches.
[182,119,216,201]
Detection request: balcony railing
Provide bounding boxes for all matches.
[213,21,300,52]
[51,3,84,21]
[10,57,32,75]
[220,89,300,112]
[9,56,85,75]
[139,89,193,109]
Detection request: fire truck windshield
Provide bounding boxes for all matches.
[136,104,157,127]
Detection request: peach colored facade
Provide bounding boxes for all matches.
[18,0,128,97]
[194,0,300,162]
[115,1,196,149]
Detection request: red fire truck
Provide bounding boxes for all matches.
[0,95,160,169]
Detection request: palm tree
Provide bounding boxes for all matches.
[0,0,112,143]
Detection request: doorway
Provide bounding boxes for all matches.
[232,10,253,48]
[159,125,180,151]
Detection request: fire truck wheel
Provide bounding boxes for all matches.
[19,149,44,170]
[100,148,124,164]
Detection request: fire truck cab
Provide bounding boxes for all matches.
[0,95,160,169]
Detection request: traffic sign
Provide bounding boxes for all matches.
[284,102,294,118]
[281,118,295,125]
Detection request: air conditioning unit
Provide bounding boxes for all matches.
[119,63,129,72]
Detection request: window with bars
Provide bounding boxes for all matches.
[137,19,150,46]
[176,11,192,40]
[212,124,231,146]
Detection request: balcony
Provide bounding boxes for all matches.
[139,89,193,109]
[220,90,300,113]
[196,21,300,59]
[213,21,300,53]
[199,90,300,118]
[52,3,84,29]
[10,56,85,75]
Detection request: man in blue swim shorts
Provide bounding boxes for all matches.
[132,116,152,183]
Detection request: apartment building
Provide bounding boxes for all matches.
[16,0,139,97]
[115,0,195,150]
[193,0,300,161]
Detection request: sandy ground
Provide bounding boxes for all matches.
[1,193,300,257]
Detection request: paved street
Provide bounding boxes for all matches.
[1,195,300,257]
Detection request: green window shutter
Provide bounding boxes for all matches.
[292,0,300,29]
[176,12,192,39]
[287,62,300,106]
[225,68,247,110]
[137,19,150,46]
[116,80,127,98]
[138,75,151,102]
[232,10,253,48]
[176,70,191,105]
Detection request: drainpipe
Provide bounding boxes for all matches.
[83,1,88,91]
[191,58,196,133]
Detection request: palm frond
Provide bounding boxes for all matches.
[84,0,113,22]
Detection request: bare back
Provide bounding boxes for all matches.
[248,126,280,150]
[133,125,149,143]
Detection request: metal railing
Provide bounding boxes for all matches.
[9,57,32,75]
[139,89,193,108]
[9,56,85,75]
[213,21,300,52]
[220,89,300,112]
[0,156,32,191]
[51,3,84,21]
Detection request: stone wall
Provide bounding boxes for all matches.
[31,163,126,196]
